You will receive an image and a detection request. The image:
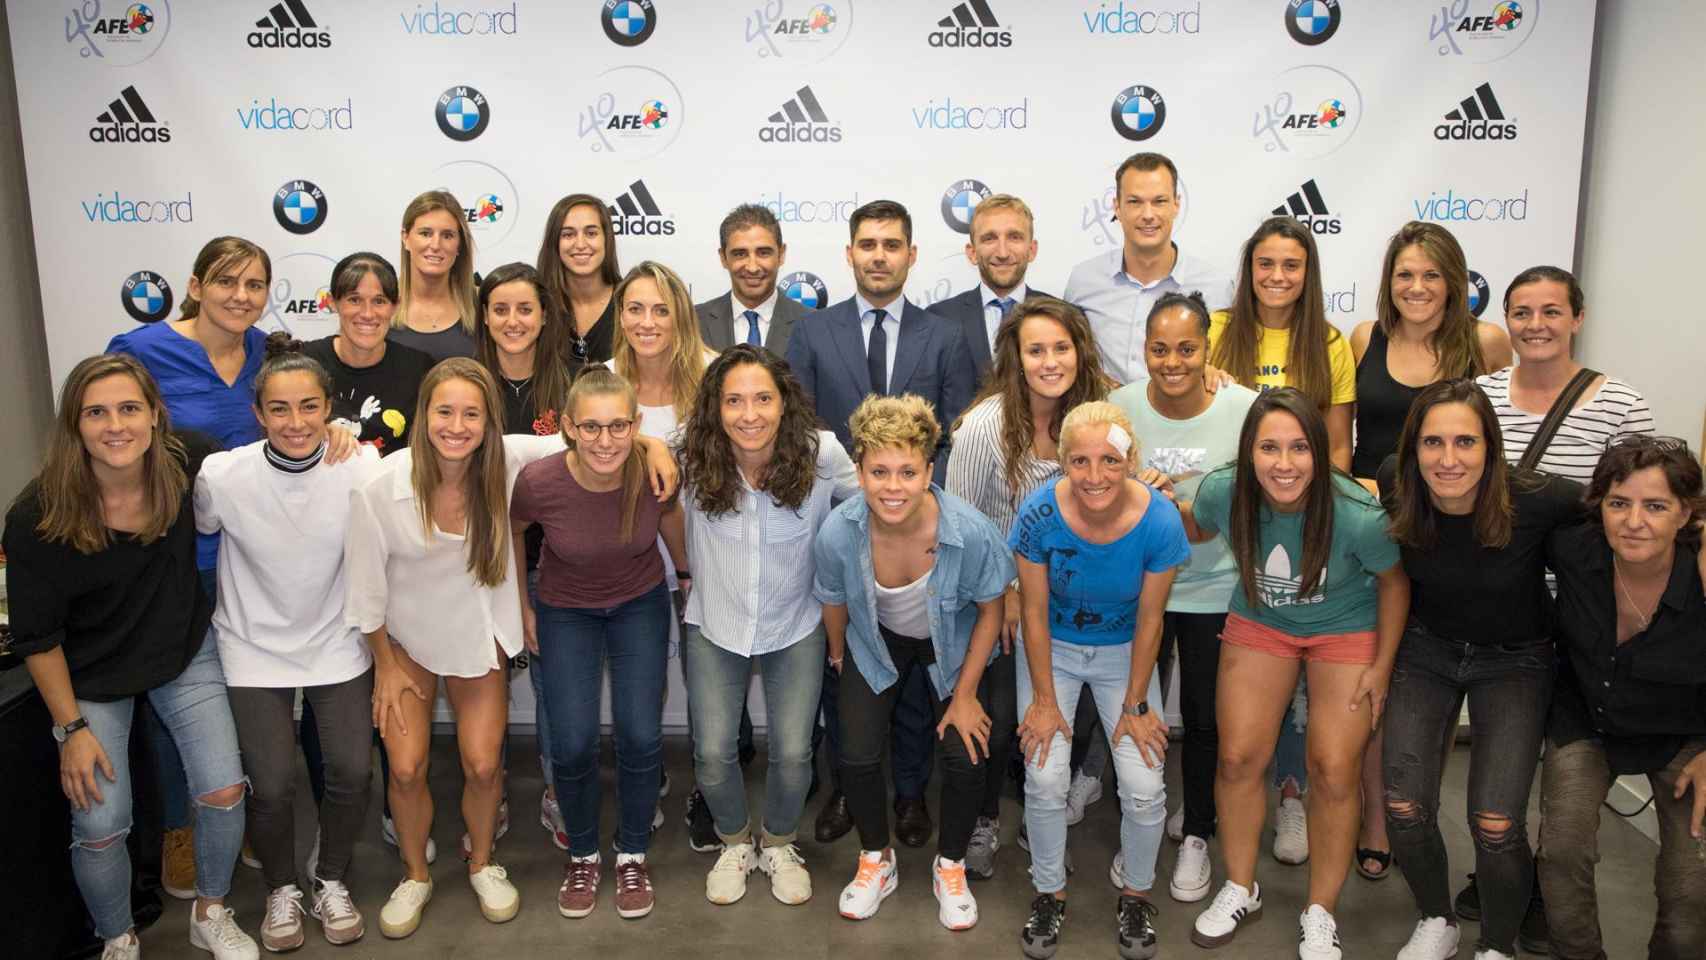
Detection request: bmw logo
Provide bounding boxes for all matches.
[273,179,327,235]
[1285,0,1340,46]
[939,178,993,235]
[780,271,829,311]
[602,0,657,47]
[1467,270,1490,318]
[1110,85,1166,142]
[436,85,490,142]
[120,269,173,323]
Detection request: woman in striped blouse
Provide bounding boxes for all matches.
[945,295,1114,880]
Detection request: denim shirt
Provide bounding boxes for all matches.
[813,485,1016,698]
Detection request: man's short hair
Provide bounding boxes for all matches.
[849,199,913,244]
[968,194,1035,236]
[1113,152,1180,197]
[849,393,940,464]
[718,203,784,251]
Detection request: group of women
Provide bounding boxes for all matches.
[4,185,1702,960]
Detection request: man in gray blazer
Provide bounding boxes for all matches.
[696,204,807,356]
[925,193,1056,383]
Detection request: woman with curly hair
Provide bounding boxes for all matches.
[676,344,860,907]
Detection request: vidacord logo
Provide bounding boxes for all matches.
[1273,179,1340,235]
[1413,188,1529,223]
[400,2,518,35]
[760,86,841,143]
[1435,83,1516,140]
[249,0,331,48]
[238,97,353,131]
[82,191,194,224]
[781,271,830,310]
[1084,1,1201,34]
[929,0,1012,47]
[90,86,170,143]
[606,180,675,236]
[121,270,174,323]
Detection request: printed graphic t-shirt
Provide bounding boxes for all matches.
[304,337,433,457]
[1207,311,1356,406]
[1191,467,1399,636]
[1008,482,1191,647]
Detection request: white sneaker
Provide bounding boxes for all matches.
[1397,917,1460,960]
[378,878,433,939]
[1273,797,1309,865]
[469,863,520,923]
[1298,904,1343,960]
[1472,951,1514,960]
[380,816,437,865]
[188,903,260,960]
[1170,836,1212,902]
[101,931,140,960]
[1109,846,1127,890]
[1065,772,1103,826]
[309,878,364,945]
[259,885,305,953]
[460,800,510,859]
[706,842,758,905]
[659,770,672,799]
[838,850,898,920]
[653,802,665,831]
[1191,880,1262,948]
[1166,807,1185,842]
[760,843,812,905]
[932,856,978,930]
[540,789,569,851]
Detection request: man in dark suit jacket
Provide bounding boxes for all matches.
[695,204,808,355]
[924,193,1057,382]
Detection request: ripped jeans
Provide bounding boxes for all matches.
[71,631,247,939]
[1381,621,1551,956]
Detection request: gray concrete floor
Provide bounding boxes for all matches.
[137,736,1662,959]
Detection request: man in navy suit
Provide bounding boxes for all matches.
[925,193,1056,382]
[695,204,807,356]
[786,199,976,848]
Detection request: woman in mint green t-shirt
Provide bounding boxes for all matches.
[1173,387,1408,960]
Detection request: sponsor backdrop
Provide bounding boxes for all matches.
[9,0,1594,725]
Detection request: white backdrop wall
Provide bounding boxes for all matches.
[8,0,1597,726]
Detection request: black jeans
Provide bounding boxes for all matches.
[1381,622,1552,955]
[814,654,935,796]
[840,627,990,860]
[980,650,1018,818]
[1158,611,1225,839]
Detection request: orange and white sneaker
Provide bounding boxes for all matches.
[932,856,978,930]
[838,850,897,920]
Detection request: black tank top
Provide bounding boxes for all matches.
[1352,326,1429,479]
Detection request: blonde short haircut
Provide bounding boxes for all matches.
[969,193,1034,235]
[849,394,940,464]
[1059,401,1139,463]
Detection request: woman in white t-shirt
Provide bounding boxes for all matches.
[195,334,384,950]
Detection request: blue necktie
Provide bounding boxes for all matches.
[993,296,1016,317]
[742,310,761,347]
[867,309,888,394]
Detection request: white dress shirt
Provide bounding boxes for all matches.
[1064,243,1234,384]
[729,289,778,347]
[856,293,906,392]
[682,430,860,657]
[344,434,565,677]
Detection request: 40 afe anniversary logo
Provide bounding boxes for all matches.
[65,0,172,64]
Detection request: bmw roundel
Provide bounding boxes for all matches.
[603,0,657,47]
[939,179,993,235]
[273,179,328,235]
[436,85,490,141]
[121,269,173,323]
[1467,270,1491,317]
[1110,85,1167,142]
[780,271,829,311]
[1285,0,1341,46]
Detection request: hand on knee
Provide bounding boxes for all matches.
[196,782,246,810]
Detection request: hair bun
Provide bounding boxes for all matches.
[263,329,304,359]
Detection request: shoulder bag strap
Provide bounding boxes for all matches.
[1517,367,1601,473]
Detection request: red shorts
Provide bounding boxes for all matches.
[1220,612,1376,665]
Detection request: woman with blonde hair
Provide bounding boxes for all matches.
[608,259,717,440]
[344,358,565,938]
[389,190,479,362]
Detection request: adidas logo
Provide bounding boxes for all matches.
[1272,179,1340,235]
[248,0,332,48]
[90,86,170,143]
[929,0,1012,47]
[606,180,675,236]
[758,86,842,144]
[1434,82,1516,141]
[1255,544,1328,606]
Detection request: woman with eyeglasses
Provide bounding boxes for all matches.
[510,367,687,923]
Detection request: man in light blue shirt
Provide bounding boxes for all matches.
[1064,152,1234,385]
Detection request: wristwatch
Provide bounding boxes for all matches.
[52,717,90,743]
[1123,701,1150,717]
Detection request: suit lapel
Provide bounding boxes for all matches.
[707,298,733,349]
[959,292,992,371]
[766,297,798,352]
[830,301,873,393]
[889,303,927,395]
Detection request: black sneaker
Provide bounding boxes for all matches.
[1021,894,1066,959]
[1117,895,1159,960]
[1453,872,1481,921]
[684,789,722,854]
[1518,886,1550,955]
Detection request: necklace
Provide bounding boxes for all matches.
[503,375,532,398]
[1612,556,1656,632]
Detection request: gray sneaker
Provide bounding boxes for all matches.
[965,816,1000,880]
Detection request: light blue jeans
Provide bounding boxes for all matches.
[72,631,246,938]
[683,625,824,843]
[1019,636,1167,894]
[1273,676,1310,792]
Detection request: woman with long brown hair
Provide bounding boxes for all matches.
[389,190,479,362]
[536,193,623,372]
[5,354,256,960]
[345,358,565,938]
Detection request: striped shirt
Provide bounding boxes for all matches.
[1475,368,1654,481]
[945,395,1063,537]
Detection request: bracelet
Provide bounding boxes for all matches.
[827,656,843,667]
[675,570,692,579]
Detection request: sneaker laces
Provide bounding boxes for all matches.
[935,858,968,896]
[711,845,751,876]
[1207,881,1250,919]
[1301,907,1338,945]
[850,853,885,889]
[563,857,599,893]
[473,863,509,887]
[1119,897,1158,937]
[765,843,806,869]
[100,933,138,960]
[616,859,651,894]
[315,880,356,921]
[390,878,431,907]
[202,906,252,948]
[969,818,998,849]
[1024,894,1062,937]
[265,887,303,928]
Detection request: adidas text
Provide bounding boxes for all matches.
[928,28,1011,47]
[611,216,675,236]
[1434,119,1517,141]
[90,124,170,143]
[247,27,332,47]
[759,123,841,143]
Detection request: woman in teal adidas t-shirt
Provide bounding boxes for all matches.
[1174,387,1408,960]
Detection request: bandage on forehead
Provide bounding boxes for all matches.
[1104,423,1132,458]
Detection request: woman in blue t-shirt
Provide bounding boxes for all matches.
[1174,387,1407,960]
[1010,401,1189,960]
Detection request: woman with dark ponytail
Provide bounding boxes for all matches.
[194,333,386,950]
